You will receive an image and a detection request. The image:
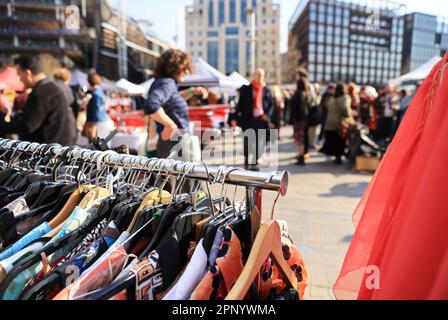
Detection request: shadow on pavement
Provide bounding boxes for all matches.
[319,182,369,198]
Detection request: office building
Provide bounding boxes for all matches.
[91,0,170,81]
[0,0,92,68]
[0,0,170,82]
[401,12,448,74]
[288,0,406,85]
[185,0,281,85]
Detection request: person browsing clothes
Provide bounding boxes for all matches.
[0,55,77,146]
[144,49,207,159]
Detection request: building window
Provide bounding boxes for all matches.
[208,0,214,27]
[230,0,236,23]
[226,27,239,35]
[241,0,247,24]
[226,39,239,74]
[219,0,225,25]
[207,41,219,69]
[207,31,218,37]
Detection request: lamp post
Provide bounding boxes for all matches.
[247,5,256,76]
[117,0,128,79]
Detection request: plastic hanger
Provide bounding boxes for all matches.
[225,191,297,300]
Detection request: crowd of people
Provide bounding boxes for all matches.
[0,50,417,173]
[281,78,416,167]
[0,55,119,146]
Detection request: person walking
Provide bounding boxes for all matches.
[290,78,311,166]
[359,86,375,127]
[53,68,79,120]
[271,85,285,138]
[317,83,335,143]
[348,82,360,122]
[144,49,207,160]
[305,83,322,152]
[374,85,396,142]
[320,83,353,165]
[395,89,412,133]
[0,55,77,146]
[235,68,274,171]
[82,71,113,141]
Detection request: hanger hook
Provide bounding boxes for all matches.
[270,191,281,220]
[202,162,217,216]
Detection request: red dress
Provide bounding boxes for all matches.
[333,54,448,300]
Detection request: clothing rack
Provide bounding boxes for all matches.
[0,138,288,217]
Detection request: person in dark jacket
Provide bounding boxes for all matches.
[291,78,311,166]
[235,68,274,170]
[317,82,335,142]
[0,55,77,146]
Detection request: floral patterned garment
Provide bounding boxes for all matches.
[256,220,308,300]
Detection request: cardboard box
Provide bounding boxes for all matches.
[355,156,381,173]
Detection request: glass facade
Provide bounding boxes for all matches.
[208,0,214,27]
[300,0,403,85]
[226,39,239,74]
[218,0,225,25]
[404,13,440,72]
[230,0,236,23]
[207,41,219,69]
[226,27,239,35]
[241,0,247,25]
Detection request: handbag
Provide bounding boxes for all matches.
[339,116,356,140]
[82,122,97,140]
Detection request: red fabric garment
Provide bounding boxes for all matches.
[333,54,448,300]
[251,80,264,113]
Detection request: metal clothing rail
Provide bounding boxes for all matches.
[0,139,288,198]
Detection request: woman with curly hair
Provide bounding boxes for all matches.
[144,49,207,159]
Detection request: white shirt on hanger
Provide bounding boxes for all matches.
[162,239,208,301]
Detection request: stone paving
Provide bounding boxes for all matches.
[205,126,373,300]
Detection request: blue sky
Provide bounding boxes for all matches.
[110,0,448,53]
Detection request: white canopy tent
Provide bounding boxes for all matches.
[228,71,250,87]
[69,69,88,87]
[102,77,125,93]
[389,56,442,87]
[116,78,146,95]
[139,78,155,96]
[68,69,123,92]
[210,72,250,95]
[182,58,239,89]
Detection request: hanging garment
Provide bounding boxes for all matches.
[162,239,208,300]
[191,226,244,300]
[334,54,448,300]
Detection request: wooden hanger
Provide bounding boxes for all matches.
[45,186,109,237]
[225,219,298,300]
[47,185,95,229]
[126,189,172,232]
